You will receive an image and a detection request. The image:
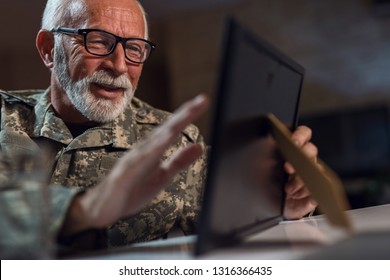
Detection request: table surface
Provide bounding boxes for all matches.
[82,204,390,260]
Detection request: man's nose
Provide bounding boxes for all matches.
[103,42,129,75]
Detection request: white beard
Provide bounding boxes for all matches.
[53,41,135,123]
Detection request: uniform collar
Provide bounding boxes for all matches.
[34,88,74,145]
[111,97,164,149]
[33,88,161,149]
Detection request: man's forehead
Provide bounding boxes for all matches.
[89,6,138,20]
[83,1,144,27]
[61,0,146,36]
[84,0,140,16]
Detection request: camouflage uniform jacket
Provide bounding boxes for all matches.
[0,88,208,250]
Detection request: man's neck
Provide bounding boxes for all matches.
[67,122,97,138]
[50,86,98,126]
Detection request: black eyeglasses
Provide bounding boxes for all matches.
[51,27,156,64]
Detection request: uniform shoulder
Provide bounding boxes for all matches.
[131,96,171,123]
[0,89,46,106]
[131,97,203,143]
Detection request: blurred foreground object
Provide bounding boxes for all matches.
[0,149,52,259]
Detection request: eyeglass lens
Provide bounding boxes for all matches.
[85,30,150,63]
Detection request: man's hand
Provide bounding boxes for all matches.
[62,94,209,235]
[283,125,319,219]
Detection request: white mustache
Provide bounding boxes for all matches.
[86,71,132,90]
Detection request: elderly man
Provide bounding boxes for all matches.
[0,0,317,253]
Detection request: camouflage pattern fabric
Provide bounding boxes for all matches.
[0,183,80,258]
[0,88,208,250]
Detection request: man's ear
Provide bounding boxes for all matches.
[36,29,55,69]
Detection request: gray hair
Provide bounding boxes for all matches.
[41,0,149,39]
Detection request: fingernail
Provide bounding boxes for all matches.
[193,94,206,105]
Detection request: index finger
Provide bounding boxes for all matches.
[136,94,209,163]
[159,94,210,137]
[291,125,312,147]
